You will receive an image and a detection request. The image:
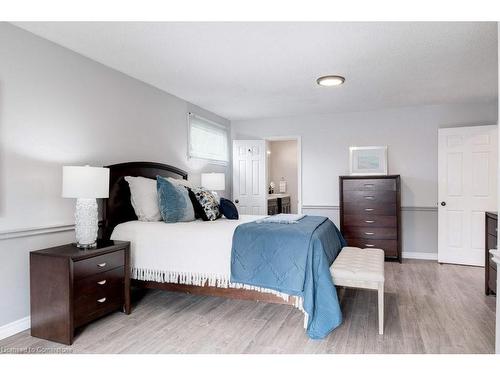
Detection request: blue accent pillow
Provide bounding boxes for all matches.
[219,198,239,220]
[156,176,195,223]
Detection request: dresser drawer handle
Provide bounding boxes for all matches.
[97,262,107,268]
[364,208,374,212]
[365,244,375,247]
[365,232,375,235]
[364,184,374,187]
[365,220,375,224]
[97,298,107,303]
[97,280,107,285]
[364,196,375,200]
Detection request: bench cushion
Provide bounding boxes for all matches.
[330,247,385,283]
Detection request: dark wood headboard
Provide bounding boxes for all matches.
[101,161,188,239]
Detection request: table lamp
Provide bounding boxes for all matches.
[62,165,110,249]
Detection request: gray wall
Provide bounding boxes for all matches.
[232,101,498,258]
[0,23,230,328]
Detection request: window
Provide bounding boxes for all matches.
[188,113,229,163]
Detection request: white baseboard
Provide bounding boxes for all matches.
[0,316,30,341]
[402,251,438,261]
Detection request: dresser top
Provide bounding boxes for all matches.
[31,239,129,260]
[340,175,400,179]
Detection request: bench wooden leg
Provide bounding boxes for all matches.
[378,282,384,335]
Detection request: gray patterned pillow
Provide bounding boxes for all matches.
[191,187,221,221]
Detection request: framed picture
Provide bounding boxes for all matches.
[349,146,388,175]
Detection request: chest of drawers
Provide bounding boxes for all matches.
[339,175,401,261]
[30,240,131,345]
[485,212,497,295]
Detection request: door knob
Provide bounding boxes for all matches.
[440,201,446,206]
[235,199,239,204]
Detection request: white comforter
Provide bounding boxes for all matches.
[110,215,262,286]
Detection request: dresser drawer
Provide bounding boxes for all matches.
[280,196,290,204]
[489,266,497,294]
[345,239,398,257]
[487,234,497,251]
[342,179,396,191]
[343,202,397,216]
[74,282,124,327]
[343,226,397,240]
[74,267,124,296]
[343,215,397,228]
[490,252,497,271]
[487,218,497,236]
[342,190,396,204]
[73,250,125,280]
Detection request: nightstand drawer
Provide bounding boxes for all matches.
[74,283,124,327]
[74,267,124,297]
[73,250,125,279]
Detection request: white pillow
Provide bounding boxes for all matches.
[124,176,161,222]
[167,177,195,189]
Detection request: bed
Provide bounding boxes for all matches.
[103,161,344,338]
[102,161,299,306]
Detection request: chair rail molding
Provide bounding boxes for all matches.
[302,204,437,212]
[0,223,75,241]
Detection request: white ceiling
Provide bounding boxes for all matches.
[13,22,498,121]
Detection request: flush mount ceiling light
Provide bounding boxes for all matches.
[316,75,345,87]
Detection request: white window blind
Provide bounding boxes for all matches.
[188,113,228,163]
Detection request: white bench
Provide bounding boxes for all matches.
[330,247,385,334]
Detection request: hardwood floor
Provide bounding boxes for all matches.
[0,260,496,354]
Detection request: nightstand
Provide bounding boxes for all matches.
[30,240,131,345]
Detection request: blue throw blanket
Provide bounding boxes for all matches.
[230,215,346,339]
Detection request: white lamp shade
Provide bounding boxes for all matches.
[62,166,110,198]
[201,173,225,191]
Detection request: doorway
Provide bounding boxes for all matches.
[438,125,498,266]
[266,137,301,215]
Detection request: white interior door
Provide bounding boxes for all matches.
[232,140,267,215]
[438,125,498,266]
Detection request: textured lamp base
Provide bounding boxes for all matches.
[75,198,99,249]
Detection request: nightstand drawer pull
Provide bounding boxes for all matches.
[97,262,107,268]
[97,298,107,303]
[364,208,374,212]
[365,232,375,235]
[365,220,375,223]
[97,280,107,285]
[365,244,375,247]
[364,196,375,200]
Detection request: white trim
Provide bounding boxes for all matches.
[264,135,302,214]
[402,251,438,260]
[0,316,30,341]
[0,223,75,241]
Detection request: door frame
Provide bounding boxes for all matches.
[264,135,303,214]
